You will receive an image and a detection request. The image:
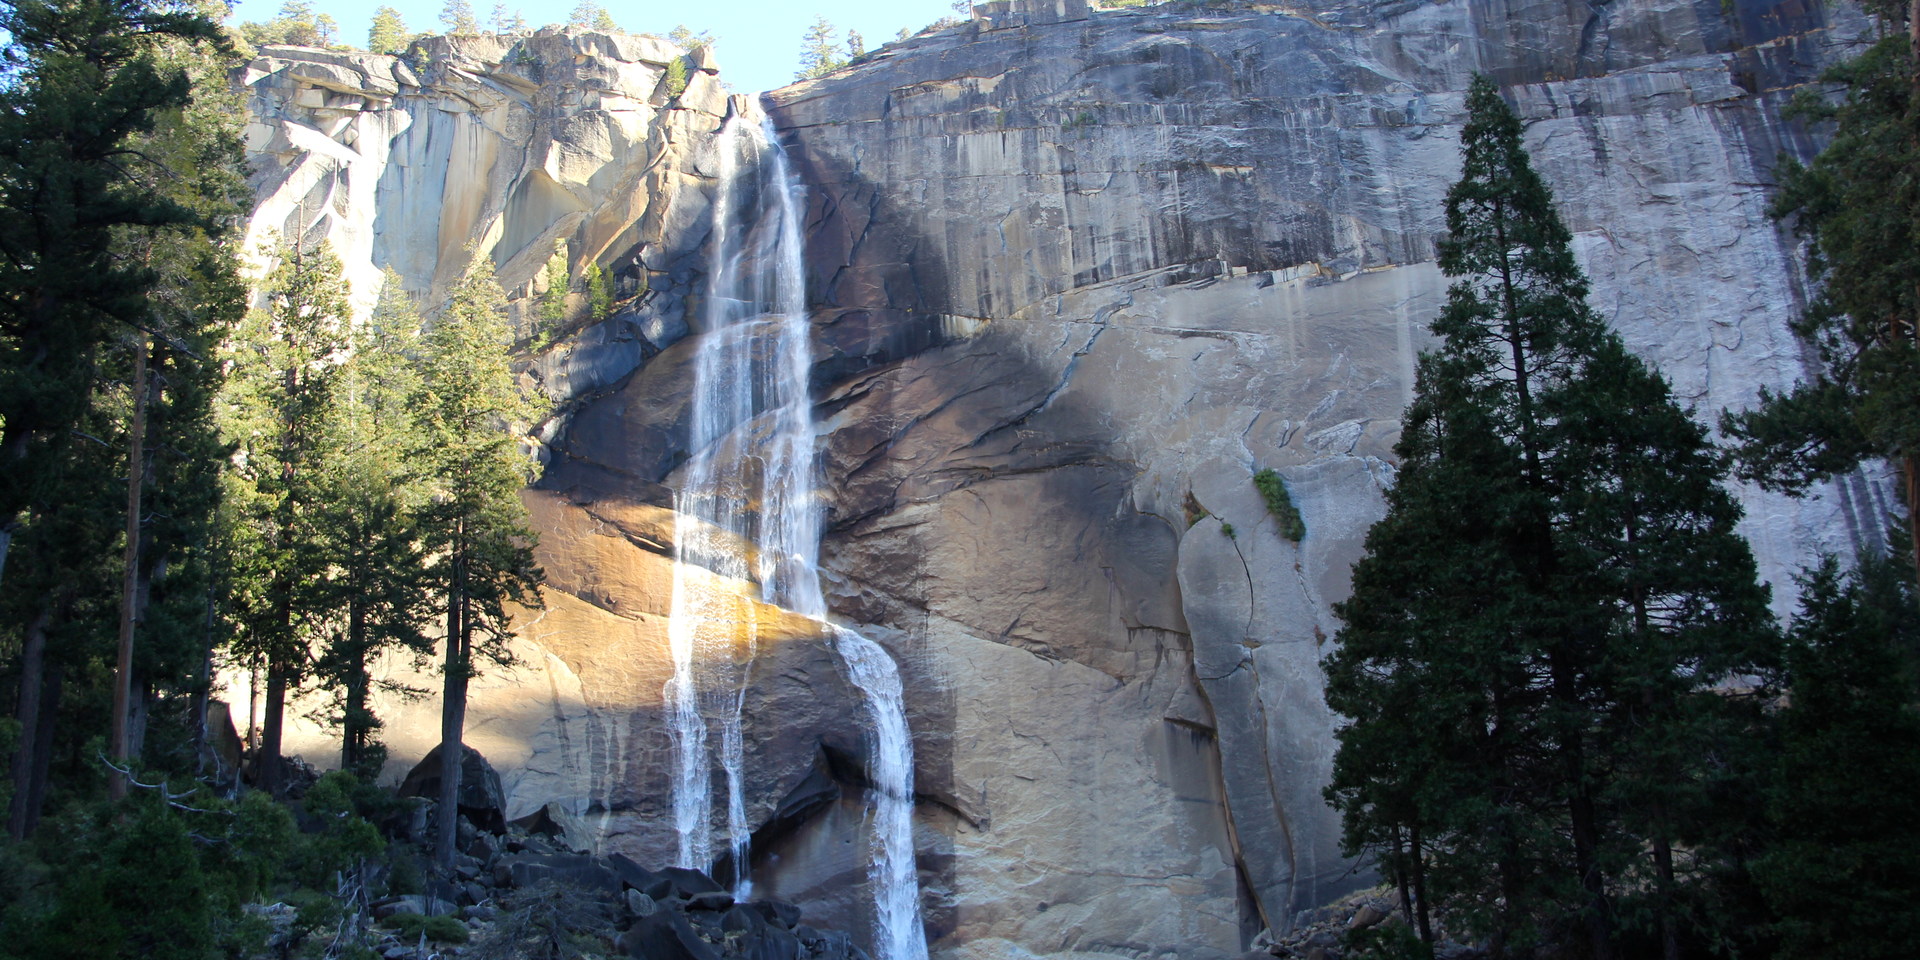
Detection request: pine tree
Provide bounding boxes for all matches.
[310,272,436,779]
[668,24,715,51]
[219,240,351,796]
[795,16,845,80]
[1324,76,1773,959]
[1754,552,1920,959]
[0,0,230,593]
[1721,22,1920,581]
[440,0,478,35]
[410,264,543,865]
[567,0,610,29]
[367,6,411,53]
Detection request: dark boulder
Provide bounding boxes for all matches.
[502,851,621,895]
[749,900,802,930]
[657,866,723,898]
[621,909,721,960]
[397,744,507,833]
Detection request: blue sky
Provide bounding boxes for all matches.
[226,0,969,95]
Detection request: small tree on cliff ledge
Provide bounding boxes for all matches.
[412,263,544,867]
[1323,75,1773,960]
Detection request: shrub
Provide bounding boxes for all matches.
[1252,468,1305,541]
[381,911,470,943]
[664,56,688,98]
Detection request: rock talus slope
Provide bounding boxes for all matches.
[239,3,1896,958]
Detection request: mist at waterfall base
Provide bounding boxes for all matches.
[663,114,930,960]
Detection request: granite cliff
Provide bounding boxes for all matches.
[242,2,1895,957]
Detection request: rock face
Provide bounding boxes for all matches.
[244,4,1899,959]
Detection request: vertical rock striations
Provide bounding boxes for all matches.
[238,2,1900,957]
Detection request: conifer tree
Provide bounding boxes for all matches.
[367,6,411,53]
[1721,25,1920,583]
[411,264,543,865]
[796,16,845,80]
[0,0,230,592]
[440,0,479,35]
[311,272,436,778]
[219,241,351,796]
[1324,76,1773,960]
[1754,552,1920,959]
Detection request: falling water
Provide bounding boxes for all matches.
[663,113,928,957]
[832,626,931,960]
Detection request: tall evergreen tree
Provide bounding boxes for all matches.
[1721,17,1920,581]
[411,264,543,866]
[219,241,351,796]
[795,16,845,80]
[1754,552,1920,959]
[440,0,478,35]
[367,6,411,54]
[310,272,436,779]
[0,0,230,592]
[1324,76,1773,960]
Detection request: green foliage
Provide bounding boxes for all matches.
[467,880,615,960]
[382,911,471,943]
[1252,468,1305,541]
[1753,552,1920,959]
[1324,75,1774,957]
[534,241,570,349]
[1721,34,1920,573]
[289,772,386,887]
[1219,521,1235,539]
[585,262,613,320]
[796,16,847,80]
[219,240,353,792]
[441,0,478,34]
[0,0,233,565]
[410,261,544,862]
[567,1,614,29]
[668,24,716,50]
[665,56,689,98]
[367,6,413,53]
[490,2,527,33]
[1344,922,1433,960]
[309,270,437,775]
[239,0,339,48]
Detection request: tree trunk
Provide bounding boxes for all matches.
[259,651,291,796]
[248,659,264,750]
[190,585,216,776]
[7,604,54,839]
[259,571,294,795]
[109,335,149,800]
[436,542,468,869]
[1551,646,1615,960]
[1904,454,1919,587]
[1654,828,1680,960]
[0,519,13,592]
[342,596,369,774]
[1411,824,1433,943]
[21,662,61,838]
[1392,827,1414,928]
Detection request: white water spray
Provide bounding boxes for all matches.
[663,114,927,957]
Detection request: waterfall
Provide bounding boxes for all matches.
[832,626,931,960]
[663,113,928,959]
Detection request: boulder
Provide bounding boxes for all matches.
[502,851,621,894]
[397,744,507,833]
[621,910,721,960]
[749,899,802,929]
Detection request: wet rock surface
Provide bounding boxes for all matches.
[243,2,1898,957]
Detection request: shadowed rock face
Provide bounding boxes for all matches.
[246,3,1897,958]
